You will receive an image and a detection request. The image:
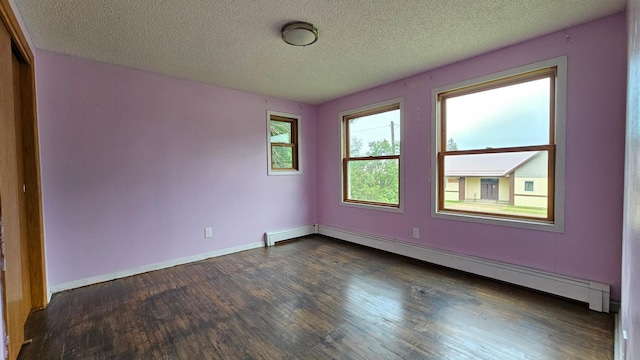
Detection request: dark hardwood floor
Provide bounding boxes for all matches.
[19,236,614,359]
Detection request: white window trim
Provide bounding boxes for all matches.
[266,110,302,176]
[430,56,566,233]
[339,97,404,213]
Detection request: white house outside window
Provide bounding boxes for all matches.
[432,57,566,232]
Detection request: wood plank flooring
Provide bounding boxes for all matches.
[19,236,614,359]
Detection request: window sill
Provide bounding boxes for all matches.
[267,169,302,176]
[432,209,564,233]
[341,201,404,213]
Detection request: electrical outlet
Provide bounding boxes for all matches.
[204,227,213,238]
[412,228,420,239]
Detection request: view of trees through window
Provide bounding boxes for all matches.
[343,104,401,207]
[269,117,297,170]
[347,138,400,204]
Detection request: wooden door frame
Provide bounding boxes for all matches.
[0,0,47,309]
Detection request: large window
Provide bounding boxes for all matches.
[341,99,402,209]
[267,111,300,175]
[433,57,566,231]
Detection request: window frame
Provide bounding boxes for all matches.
[431,57,566,232]
[267,110,301,175]
[340,98,404,212]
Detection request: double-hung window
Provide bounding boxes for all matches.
[341,99,402,209]
[433,57,566,231]
[267,111,300,175]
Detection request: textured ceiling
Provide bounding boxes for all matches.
[14,0,625,105]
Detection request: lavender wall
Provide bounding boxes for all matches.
[316,13,627,300]
[622,0,640,357]
[35,12,627,304]
[36,50,317,287]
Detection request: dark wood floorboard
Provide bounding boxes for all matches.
[19,235,614,359]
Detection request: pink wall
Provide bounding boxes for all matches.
[35,50,317,287]
[622,0,640,357]
[35,13,627,304]
[316,13,627,300]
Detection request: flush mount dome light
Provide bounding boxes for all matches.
[281,21,318,46]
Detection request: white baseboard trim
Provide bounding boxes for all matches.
[48,241,265,296]
[318,225,611,313]
[264,224,318,246]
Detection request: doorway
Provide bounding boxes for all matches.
[480,178,499,200]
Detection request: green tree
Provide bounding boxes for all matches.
[270,121,293,168]
[348,139,399,204]
[368,139,399,156]
[447,138,458,151]
[271,147,293,168]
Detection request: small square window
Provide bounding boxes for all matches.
[267,111,300,175]
[524,181,534,192]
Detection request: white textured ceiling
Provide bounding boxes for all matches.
[14,0,625,104]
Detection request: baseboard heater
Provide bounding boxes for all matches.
[264,224,318,246]
[315,225,611,313]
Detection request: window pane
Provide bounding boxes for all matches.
[445,78,550,151]
[349,109,400,157]
[347,158,399,204]
[524,181,534,191]
[272,146,293,169]
[270,120,291,143]
[443,151,548,218]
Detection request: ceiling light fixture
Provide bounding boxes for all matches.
[281,21,318,47]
